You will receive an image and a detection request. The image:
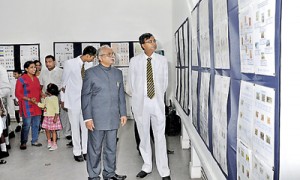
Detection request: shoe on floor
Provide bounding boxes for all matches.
[47,143,52,149]
[66,135,72,140]
[15,125,22,132]
[0,151,9,158]
[6,144,11,150]
[49,144,57,151]
[66,141,73,148]
[0,159,6,164]
[74,155,84,162]
[162,176,171,180]
[9,131,15,139]
[31,142,42,147]
[20,144,27,150]
[104,174,127,180]
[136,171,150,178]
[83,153,87,160]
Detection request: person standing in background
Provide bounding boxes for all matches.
[34,60,42,78]
[127,33,171,180]
[61,46,96,162]
[15,61,42,150]
[0,65,11,158]
[39,55,72,141]
[82,45,127,180]
[12,69,22,132]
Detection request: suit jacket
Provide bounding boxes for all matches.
[61,56,83,110]
[127,52,168,116]
[81,64,126,130]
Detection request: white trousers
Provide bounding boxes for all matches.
[68,109,87,156]
[135,97,170,177]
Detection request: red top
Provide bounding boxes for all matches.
[15,74,42,118]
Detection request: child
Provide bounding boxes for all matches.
[36,83,62,151]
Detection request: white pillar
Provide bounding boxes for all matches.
[189,144,201,178]
[180,121,190,149]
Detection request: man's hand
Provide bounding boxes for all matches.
[85,120,95,131]
[120,116,127,126]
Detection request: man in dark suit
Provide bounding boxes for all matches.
[81,45,127,180]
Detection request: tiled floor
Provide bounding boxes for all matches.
[0,119,200,180]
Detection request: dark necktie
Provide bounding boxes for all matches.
[81,63,85,79]
[147,57,155,99]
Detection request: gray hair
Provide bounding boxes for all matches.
[96,45,111,57]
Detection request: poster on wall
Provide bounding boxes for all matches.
[237,140,252,180]
[213,0,228,24]
[212,0,230,69]
[111,43,129,66]
[239,6,255,73]
[191,5,199,66]
[20,45,39,70]
[183,21,189,67]
[191,71,198,129]
[239,0,276,76]
[212,75,230,174]
[237,81,255,147]
[199,0,211,68]
[55,43,74,67]
[0,46,14,70]
[175,68,181,103]
[252,84,275,167]
[179,28,184,68]
[253,0,276,76]
[199,72,210,145]
[213,20,230,69]
[183,68,189,114]
[252,154,274,180]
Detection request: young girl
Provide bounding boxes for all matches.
[36,83,62,151]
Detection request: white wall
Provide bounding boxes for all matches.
[0,0,174,100]
[0,0,172,68]
[280,1,300,179]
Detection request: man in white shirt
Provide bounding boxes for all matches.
[62,46,97,162]
[0,65,11,158]
[39,55,71,140]
[127,33,171,180]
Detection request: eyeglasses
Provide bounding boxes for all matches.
[144,39,157,44]
[100,52,115,57]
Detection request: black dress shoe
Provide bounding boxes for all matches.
[15,125,22,132]
[162,176,171,180]
[83,153,87,160]
[66,141,73,147]
[74,155,84,162]
[0,151,9,158]
[66,135,72,140]
[167,149,174,154]
[9,131,15,139]
[104,174,127,180]
[6,144,11,150]
[136,171,149,178]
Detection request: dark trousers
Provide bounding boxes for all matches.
[87,129,117,179]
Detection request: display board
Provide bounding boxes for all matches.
[175,0,281,179]
[0,43,40,74]
[174,18,190,116]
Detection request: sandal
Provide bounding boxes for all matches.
[0,160,7,164]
